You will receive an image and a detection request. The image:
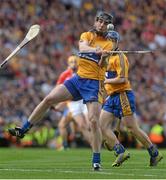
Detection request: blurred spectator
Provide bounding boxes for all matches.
[149,122,165,148]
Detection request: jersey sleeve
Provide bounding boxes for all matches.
[79,32,93,44]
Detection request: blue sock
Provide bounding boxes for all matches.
[92,152,100,164]
[113,143,125,155]
[21,121,33,134]
[147,145,159,157]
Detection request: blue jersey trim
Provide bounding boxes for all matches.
[78,52,101,63]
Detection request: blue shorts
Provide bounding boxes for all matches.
[103,90,136,118]
[64,74,104,103]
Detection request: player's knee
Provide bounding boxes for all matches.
[43,95,56,107]
[126,125,138,134]
[89,116,99,130]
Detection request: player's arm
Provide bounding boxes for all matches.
[105,76,127,84]
[79,40,110,56]
[98,41,114,67]
[79,32,102,53]
[105,75,127,84]
[104,53,128,84]
[79,39,102,53]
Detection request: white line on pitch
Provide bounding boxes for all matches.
[0,168,161,177]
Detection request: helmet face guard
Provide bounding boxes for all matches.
[94,12,113,36]
[95,12,113,24]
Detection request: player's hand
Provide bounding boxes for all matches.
[100,50,110,62]
[98,50,110,67]
[95,47,103,55]
[101,50,110,57]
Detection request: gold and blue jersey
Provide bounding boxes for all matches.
[105,53,132,95]
[103,53,136,117]
[77,31,113,80]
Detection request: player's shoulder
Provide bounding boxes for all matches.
[80,31,94,39]
[81,31,93,35]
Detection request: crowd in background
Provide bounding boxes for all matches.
[0,0,166,148]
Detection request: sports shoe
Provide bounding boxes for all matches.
[150,152,163,166]
[93,163,101,171]
[112,151,130,167]
[8,127,25,138]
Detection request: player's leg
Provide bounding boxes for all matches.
[123,115,152,148]
[101,93,131,167]
[73,113,91,146]
[99,109,130,167]
[8,84,73,138]
[58,109,71,149]
[69,100,91,146]
[103,117,121,151]
[77,77,106,170]
[100,110,119,147]
[113,117,121,138]
[123,114,163,166]
[86,102,102,170]
[121,90,163,166]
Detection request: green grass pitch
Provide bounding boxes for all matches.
[0,148,165,179]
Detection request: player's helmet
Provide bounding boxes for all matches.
[95,12,113,24]
[106,31,120,42]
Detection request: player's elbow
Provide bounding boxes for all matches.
[79,41,89,52]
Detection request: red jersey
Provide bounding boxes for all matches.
[56,68,73,85]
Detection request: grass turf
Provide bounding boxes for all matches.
[0,148,165,179]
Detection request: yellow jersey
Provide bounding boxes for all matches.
[105,53,132,95]
[77,31,113,80]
